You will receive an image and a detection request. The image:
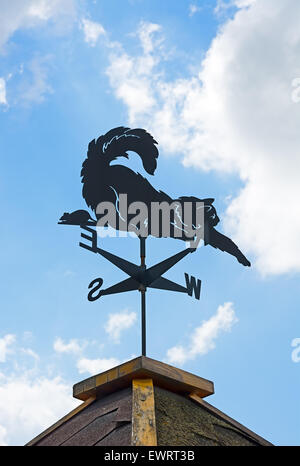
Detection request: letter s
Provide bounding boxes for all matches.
[88,278,103,302]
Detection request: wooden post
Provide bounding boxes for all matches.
[131,378,157,446]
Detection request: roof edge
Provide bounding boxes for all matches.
[25,396,96,446]
[189,393,273,446]
[73,356,214,401]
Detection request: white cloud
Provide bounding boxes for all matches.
[0,332,127,444]
[0,0,76,51]
[235,0,256,6]
[106,22,162,123]
[21,348,39,361]
[81,18,106,46]
[0,425,8,446]
[291,338,300,363]
[0,333,80,445]
[26,0,74,20]
[166,302,237,365]
[189,4,202,17]
[19,55,53,105]
[77,357,120,375]
[0,1,76,108]
[106,4,300,276]
[2,56,53,108]
[137,22,162,55]
[0,372,79,445]
[0,335,16,363]
[104,310,137,343]
[215,0,256,13]
[0,78,7,106]
[53,337,86,355]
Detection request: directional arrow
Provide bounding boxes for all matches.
[141,247,194,286]
[96,247,140,277]
[149,276,188,293]
[98,276,140,297]
[96,244,194,288]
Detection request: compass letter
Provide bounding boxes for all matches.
[88,278,103,301]
[79,226,98,253]
[184,273,201,300]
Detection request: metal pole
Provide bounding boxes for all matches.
[140,237,146,356]
[141,289,146,356]
[140,237,146,266]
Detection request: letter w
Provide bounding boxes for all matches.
[184,273,201,300]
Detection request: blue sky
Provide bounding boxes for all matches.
[0,0,300,446]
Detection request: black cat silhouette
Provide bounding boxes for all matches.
[77,127,250,267]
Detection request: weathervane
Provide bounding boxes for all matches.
[59,127,250,356]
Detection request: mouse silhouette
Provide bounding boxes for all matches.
[59,210,96,226]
